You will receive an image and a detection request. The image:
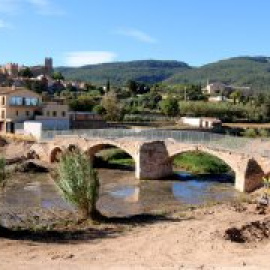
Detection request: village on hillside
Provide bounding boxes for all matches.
[0,57,269,141]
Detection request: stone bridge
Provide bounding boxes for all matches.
[31,136,270,193]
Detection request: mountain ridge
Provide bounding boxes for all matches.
[56,56,270,91]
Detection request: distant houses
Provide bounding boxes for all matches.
[202,81,253,102]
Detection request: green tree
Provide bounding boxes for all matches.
[93,104,106,115]
[19,67,33,78]
[68,96,96,111]
[52,71,65,81]
[101,92,124,121]
[56,151,100,219]
[230,90,242,105]
[159,96,180,117]
[127,80,138,95]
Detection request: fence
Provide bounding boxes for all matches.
[40,128,269,156]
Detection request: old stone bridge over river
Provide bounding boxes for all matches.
[30,129,270,192]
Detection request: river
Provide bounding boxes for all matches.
[0,169,241,224]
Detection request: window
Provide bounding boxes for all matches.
[53,111,57,117]
[16,111,19,116]
[1,110,5,119]
[26,111,30,116]
[10,96,39,106]
[10,96,23,106]
[47,111,50,117]
[62,111,66,117]
[24,98,39,106]
[2,96,5,105]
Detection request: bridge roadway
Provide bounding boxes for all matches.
[30,129,270,193]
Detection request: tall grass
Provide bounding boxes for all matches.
[56,150,100,219]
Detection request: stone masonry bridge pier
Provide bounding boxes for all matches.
[31,129,270,193]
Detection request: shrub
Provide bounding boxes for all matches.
[241,128,257,138]
[56,151,100,219]
[159,97,180,117]
[0,157,6,188]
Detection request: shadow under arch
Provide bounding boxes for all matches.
[50,147,64,163]
[85,143,135,171]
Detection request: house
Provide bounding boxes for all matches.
[0,86,42,132]
[35,101,70,130]
[203,81,252,97]
[70,111,108,129]
[181,117,222,129]
[208,96,227,102]
[203,82,232,96]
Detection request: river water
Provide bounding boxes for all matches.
[0,169,240,220]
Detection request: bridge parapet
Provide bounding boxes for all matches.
[41,129,270,158]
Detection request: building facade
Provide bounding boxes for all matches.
[0,87,42,132]
[35,101,70,130]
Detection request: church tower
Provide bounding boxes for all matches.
[45,57,53,76]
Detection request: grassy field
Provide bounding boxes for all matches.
[98,148,231,175]
[96,148,135,168]
[173,151,231,174]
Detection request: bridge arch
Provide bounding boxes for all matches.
[169,150,235,176]
[167,146,244,186]
[85,142,137,161]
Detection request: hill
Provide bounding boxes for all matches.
[166,57,270,91]
[56,60,191,86]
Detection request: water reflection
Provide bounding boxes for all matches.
[0,171,239,219]
[109,186,140,202]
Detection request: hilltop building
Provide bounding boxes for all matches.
[0,57,53,78]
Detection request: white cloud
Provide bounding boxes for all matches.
[0,0,64,16]
[26,0,64,15]
[116,28,157,44]
[64,51,117,67]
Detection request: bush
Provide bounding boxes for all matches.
[241,128,257,138]
[159,97,180,117]
[0,157,6,188]
[56,151,100,219]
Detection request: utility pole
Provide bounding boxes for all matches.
[184,86,187,102]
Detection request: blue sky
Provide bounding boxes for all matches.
[0,0,270,67]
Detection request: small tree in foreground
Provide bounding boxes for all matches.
[56,151,100,219]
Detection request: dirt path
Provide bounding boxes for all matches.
[0,204,269,270]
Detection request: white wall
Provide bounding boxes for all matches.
[24,121,43,140]
[181,117,202,127]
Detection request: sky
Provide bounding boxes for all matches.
[0,0,270,67]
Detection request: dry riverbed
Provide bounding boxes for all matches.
[0,200,270,269]
[0,141,269,269]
